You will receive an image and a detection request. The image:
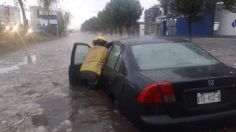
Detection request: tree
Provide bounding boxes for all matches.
[123,0,143,35]
[108,0,143,35]
[104,2,117,35]
[81,17,99,32]
[39,0,57,26]
[159,0,236,39]
[18,0,28,30]
[63,12,71,30]
[60,11,72,33]
[203,0,236,13]
[159,0,172,15]
[222,0,236,12]
[81,0,143,35]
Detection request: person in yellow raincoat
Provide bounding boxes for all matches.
[80,35,109,88]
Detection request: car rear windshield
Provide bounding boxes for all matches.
[131,43,219,70]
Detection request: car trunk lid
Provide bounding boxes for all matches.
[139,64,236,117]
[169,77,236,117]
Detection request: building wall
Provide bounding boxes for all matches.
[144,5,162,35]
[166,19,176,36]
[155,20,167,36]
[139,24,145,36]
[30,6,40,27]
[0,5,21,25]
[176,14,214,37]
[214,10,236,36]
[30,6,59,27]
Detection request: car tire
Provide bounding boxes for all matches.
[69,65,79,86]
[114,97,126,116]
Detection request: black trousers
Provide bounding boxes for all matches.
[80,71,99,86]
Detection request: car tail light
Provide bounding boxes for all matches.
[137,82,176,104]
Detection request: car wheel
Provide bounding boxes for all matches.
[114,97,126,116]
[69,66,79,86]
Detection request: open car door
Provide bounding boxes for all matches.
[69,43,91,86]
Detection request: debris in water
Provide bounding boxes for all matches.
[61,120,71,127]
[1,120,7,124]
[35,126,48,132]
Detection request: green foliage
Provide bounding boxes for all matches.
[204,0,236,13]
[168,0,207,38]
[159,0,236,17]
[159,0,171,15]
[222,0,236,12]
[81,17,98,31]
[38,0,58,26]
[169,0,205,17]
[158,0,236,38]
[60,12,71,32]
[39,0,57,10]
[81,0,143,35]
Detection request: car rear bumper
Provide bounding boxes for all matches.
[141,109,236,126]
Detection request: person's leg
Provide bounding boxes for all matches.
[80,72,90,87]
[80,71,99,89]
[86,72,99,89]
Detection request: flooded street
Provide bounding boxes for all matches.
[0,32,138,132]
[0,32,236,132]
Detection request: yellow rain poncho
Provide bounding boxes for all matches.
[80,46,109,76]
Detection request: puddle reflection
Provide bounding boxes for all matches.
[0,54,37,74]
[25,55,37,64]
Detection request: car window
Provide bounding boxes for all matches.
[74,45,90,65]
[131,43,219,70]
[106,44,121,69]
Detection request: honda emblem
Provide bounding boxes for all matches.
[208,80,215,87]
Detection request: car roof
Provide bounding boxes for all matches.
[119,36,191,46]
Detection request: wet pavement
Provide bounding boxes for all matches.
[0,33,236,132]
[193,37,236,69]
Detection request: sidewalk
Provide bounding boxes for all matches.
[193,38,236,68]
[156,36,236,68]
[157,36,236,42]
[192,37,236,44]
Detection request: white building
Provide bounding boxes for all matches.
[139,23,145,36]
[214,9,236,36]
[30,6,59,27]
[0,5,21,25]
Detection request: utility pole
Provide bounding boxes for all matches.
[56,3,59,37]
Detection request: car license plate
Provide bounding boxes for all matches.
[197,90,221,105]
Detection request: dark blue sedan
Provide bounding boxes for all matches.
[69,38,236,130]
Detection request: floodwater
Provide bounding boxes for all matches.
[0,32,138,132]
[0,32,236,132]
[0,55,36,74]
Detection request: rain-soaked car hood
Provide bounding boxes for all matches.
[139,63,236,83]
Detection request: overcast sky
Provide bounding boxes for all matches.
[61,0,159,29]
[0,0,159,29]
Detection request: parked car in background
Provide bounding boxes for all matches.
[69,38,236,130]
